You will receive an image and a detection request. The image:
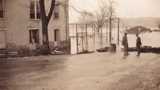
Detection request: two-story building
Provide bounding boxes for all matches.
[0,0,69,49]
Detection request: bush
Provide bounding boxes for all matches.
[49,40,70,54]
[36,44,51,55]
[109,44,116,53]
[5,40,71,57]
[6,43,35,57]
[6,43,18,51]
[17,45,32,57]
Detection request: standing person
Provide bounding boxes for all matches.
[122,33,129,57]
[136,34,142,56]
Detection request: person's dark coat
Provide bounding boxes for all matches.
[136,37,142,48]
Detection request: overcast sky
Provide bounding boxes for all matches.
[69,0,160,23]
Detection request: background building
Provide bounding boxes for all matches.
[0,0,69,49]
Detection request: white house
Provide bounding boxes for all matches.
[0,0,69,49]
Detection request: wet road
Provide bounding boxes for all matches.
[1,53,160,90]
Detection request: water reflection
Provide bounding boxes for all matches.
[0,56,69,90]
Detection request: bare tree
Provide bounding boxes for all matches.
[94,0,116,47]
[73,0,116,49]
[70,0,116,50]
[94,0,109,31]
[71,6,94,52]
[108,0,116,44]
[78,10,94,24]
[39,0,55,54]
[94,1,109,48]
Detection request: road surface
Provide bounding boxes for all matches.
[0,52,160,90]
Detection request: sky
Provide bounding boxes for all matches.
[69,0,160,23]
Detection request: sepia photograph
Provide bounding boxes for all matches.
[0,0,160,90]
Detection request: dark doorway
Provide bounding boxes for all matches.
[29,29,39,44]
[54,29,60,41]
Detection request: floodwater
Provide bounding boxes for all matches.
[1,53,160,90]
[69,25,160,54]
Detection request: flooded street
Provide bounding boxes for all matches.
[1,52,160,90]
[69,24,160,54]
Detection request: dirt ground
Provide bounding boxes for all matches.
[0,52,160,90]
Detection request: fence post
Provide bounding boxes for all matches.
[85,24,88,51]
[93,24,96,51]
[76,24,79,54]
[109,17,112,45]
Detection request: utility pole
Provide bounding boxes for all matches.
[109,17,112,45]
[117,18,120,45]
[65,0,69,41]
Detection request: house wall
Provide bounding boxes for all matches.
[0,0,69,48]
[48,0,69,42]
[5,0,42,46]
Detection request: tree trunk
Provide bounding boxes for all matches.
[39,0,56,54]
[41,19,50,54]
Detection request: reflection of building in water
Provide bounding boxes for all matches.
[0,0,69,49]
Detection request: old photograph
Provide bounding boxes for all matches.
[0,0,160,90]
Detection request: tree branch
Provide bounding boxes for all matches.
[47,0,55,23]
[39,0,47,19]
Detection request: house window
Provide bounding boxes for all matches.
[54,1,60,19]
[30,0,40,19]
[0,0,4,18]
[29,29,39,44]
[36,1,40,19]
[54,29,60,41]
